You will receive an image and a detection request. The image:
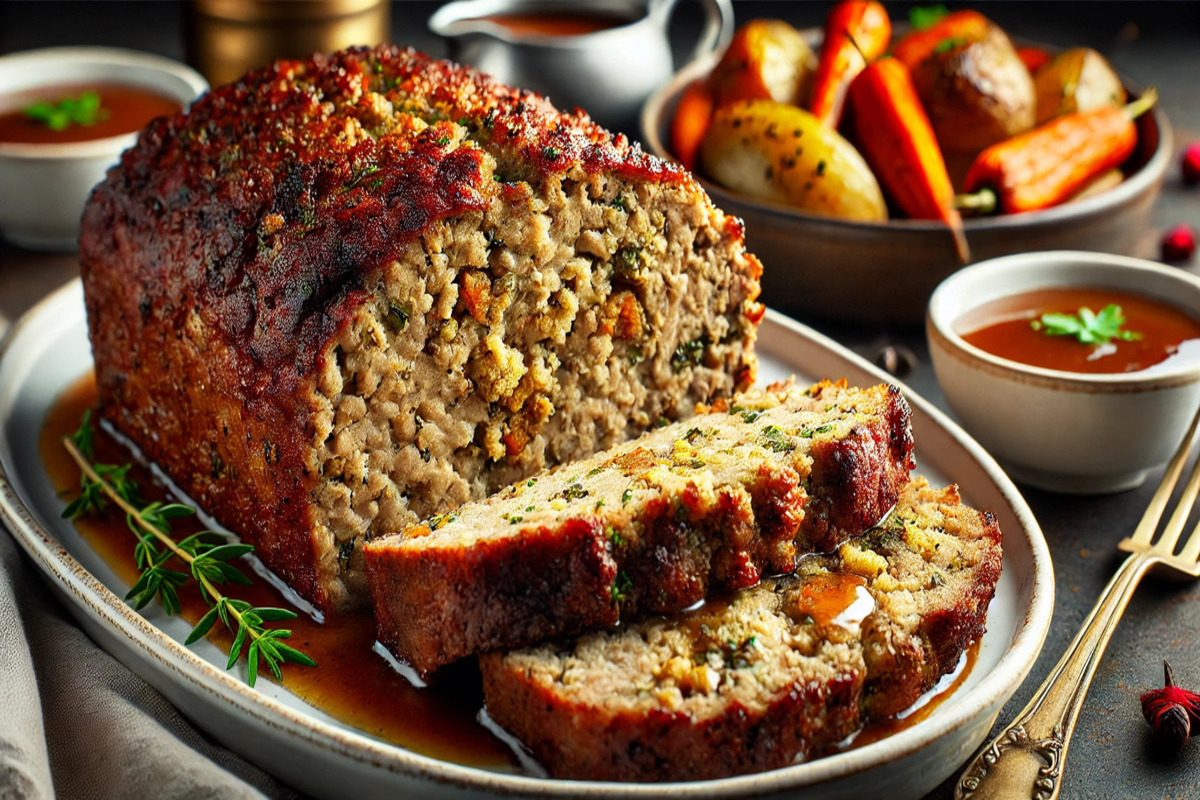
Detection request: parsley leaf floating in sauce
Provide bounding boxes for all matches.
[23,91,105,131]
[1030,304,1143,346]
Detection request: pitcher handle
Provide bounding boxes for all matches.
[651,0,734,63]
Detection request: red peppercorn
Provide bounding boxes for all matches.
[1140,661,1200,751]
[1161,224,1197,263]
[1182,144,1200,186]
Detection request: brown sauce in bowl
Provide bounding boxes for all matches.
[0,83,181,144]
[958,288,1200,374]
[40,372,978,776]
[471,11,637,37]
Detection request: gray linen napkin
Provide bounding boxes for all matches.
[0,530,301,800]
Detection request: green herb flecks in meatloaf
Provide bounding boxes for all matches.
[79,45,764,614]
[365,379,914,676]
[479,477,1002,782]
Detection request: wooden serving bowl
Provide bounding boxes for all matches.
[640,53,1172,326]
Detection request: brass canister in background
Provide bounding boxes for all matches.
[187,0,391,87]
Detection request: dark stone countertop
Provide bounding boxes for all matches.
[1,3,1198,798]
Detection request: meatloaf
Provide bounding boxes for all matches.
[79,45,763,613]
[366,379,914,676]
[480,477,1003,782]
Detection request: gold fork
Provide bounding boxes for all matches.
[956,402,1200,800]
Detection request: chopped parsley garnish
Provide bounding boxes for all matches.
[558,482,589,501]
[731,405,763,423]
[671,337,706,372]
[337,538,355,569]
[385,301,411,332]
[760,424,796,453]
[614,246,642,278]
[799,423,835,439]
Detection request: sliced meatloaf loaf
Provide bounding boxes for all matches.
[365,379,914,676]
[479,477,1003,782]
[79,45,763,613]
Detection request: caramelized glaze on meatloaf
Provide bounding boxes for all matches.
[366,380,913,676]
[79,46,763,613]
[480,478,1003,782]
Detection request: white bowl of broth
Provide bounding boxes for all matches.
[927,251,1200,494]
[0,47,207,251]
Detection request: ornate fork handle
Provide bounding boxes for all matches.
[956,550,1155,800]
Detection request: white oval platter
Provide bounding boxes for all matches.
[0,280,1053,799]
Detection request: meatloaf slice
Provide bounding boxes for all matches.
[479,477,1003,782]
[365,379,914,676]
[79,45,762,614]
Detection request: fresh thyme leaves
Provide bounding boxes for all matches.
[71,408,96,458]
[1030,304,1143,346]
[24,91,106,130]
[61,416,315,687]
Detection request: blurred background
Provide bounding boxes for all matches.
[2,2,1197,141]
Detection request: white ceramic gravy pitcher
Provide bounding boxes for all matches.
[429,0,733,133]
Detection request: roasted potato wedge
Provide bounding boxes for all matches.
[708,20,817,108]
[699,100,887,221]
[911,23,1035,153]
[1034,47,1126,124]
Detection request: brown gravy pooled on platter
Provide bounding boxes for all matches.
[40,373,515,769]
[958,287,1200,375]
[0,84,181,145]
[41,372,977,775]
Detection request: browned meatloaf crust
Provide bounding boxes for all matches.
[479,477,1002,782]
[365,379,914,676]
[79,45,763,613]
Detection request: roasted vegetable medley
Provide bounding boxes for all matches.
[670,2,1154,255]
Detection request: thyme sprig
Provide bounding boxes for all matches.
[61,411,315,687]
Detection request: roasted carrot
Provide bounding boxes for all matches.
[958,89,1158,215]
[892,10,990,70]
[808,0,891,127]
[670,79,715,171]
[1017,46,1052,75]
[847,58,969,263]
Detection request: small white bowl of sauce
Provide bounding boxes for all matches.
[0,47,208,251]
[928,251,1200,494]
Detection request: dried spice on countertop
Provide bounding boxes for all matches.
[1140,661,1200,752]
